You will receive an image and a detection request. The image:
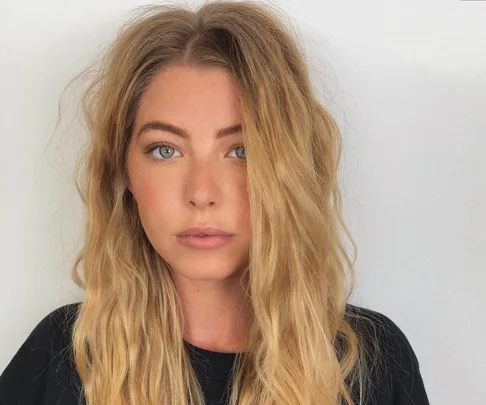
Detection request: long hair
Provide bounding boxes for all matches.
[62,1,371,404]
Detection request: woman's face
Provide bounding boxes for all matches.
[126,64,250,283]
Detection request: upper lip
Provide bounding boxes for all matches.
[177,226,234,237]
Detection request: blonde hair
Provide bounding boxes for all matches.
[62,1,372,404]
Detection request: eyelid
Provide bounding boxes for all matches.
[143,141,178,154]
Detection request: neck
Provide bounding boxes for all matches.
[172,268,251,353]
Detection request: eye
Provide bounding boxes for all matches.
[228,144,246,160]
[144,143,181,161]
[144,143,246,161]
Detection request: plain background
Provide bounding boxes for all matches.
[1,0,485,403]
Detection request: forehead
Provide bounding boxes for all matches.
[136,64,242,127]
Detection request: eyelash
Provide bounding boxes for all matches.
[143,142,246,162]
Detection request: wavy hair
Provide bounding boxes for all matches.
[61,1,371,404]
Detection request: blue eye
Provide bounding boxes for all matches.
[145,143,181,160]
[228,145,246,160]
[144,143,246,162]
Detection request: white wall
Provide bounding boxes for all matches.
[1,0,485,403]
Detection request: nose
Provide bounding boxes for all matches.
[185,159,219,208]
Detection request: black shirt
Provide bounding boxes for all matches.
[0,302,430,405]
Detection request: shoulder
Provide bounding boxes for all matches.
[14,302,81,357]
[345,303,416,358]
[344,303,430,405]
[0,302,82,404]
[29,302,80,340]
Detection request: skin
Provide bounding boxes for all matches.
[125,64,251,353]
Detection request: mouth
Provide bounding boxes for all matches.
[177,226,234,237]
[176,234,234,250]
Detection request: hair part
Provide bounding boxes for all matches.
[58,1,372,404]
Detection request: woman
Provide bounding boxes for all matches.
[0,1,430,405]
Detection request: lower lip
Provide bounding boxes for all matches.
[176,235,235,250]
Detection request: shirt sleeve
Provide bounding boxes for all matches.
[0,313,53,404]
[345,304,430,405]
[365,310,429,405]
[0,303,80,405]
[384,315,430,405]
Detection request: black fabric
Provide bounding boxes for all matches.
[0,302,429,405]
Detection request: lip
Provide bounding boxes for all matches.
[177,226,234,237]
[176,235,234,250]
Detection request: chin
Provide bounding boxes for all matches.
[168,260,246,282]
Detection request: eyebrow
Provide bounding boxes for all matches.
[136,120,242,140]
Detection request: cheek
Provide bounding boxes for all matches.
[133,166,250,230]
[136,180,162,211]
[134,179,177,228]
[233,181,251,230]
